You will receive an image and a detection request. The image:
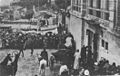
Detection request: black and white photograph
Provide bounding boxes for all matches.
[0,0,120,76]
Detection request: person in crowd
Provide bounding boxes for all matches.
[40,48,48,66]
[92,62,99,75]
[17,33,25,57]
[116,65,120,74]
[49,55,55,71]
[98,57,106,68]
[23,36,34,56]
[57,23,62,34]
[85,46,93,67]
[80,45,86,65]
[64,36,72,49]
[43,36,48,49]
[109,62,117,74]
[102,60,111,74]
[59,63,69,76]
[10,51,20,76]
[74,49,80,70]
[79,67,85,76]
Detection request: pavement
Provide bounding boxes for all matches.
[0,49,60,76]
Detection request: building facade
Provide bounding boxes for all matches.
[68,0,120,65]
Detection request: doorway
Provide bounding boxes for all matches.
[86,29,99,61]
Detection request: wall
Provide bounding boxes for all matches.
[99,30,120,65]
[68,15,83,52]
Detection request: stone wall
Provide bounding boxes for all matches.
[99,30,120,65]
[68,15,83,52]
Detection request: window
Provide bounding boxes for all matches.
[106,0,109,10]
[89,0,93,7]
[104,13,109,20]
[93,0,97,8]
[96,11,101,18]
[78,0,81,6]
[97,0,101,9]
[101,30,103,37]
[109,0,115,11]
[72,0,75,5]
[102,39,104,47]
[101,39,109,50]
[72,0,81,12]
[83,0,86,3]
[105,42,108,50]
[78,7,81,12]
[89,9,93,15]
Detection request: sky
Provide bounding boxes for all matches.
[0,0,12,6]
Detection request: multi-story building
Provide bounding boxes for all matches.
[68,0,120,65]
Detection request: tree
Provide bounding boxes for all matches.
[55,0,71,9]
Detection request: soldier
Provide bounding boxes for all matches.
[17,34,25,57]
[40,48,48,66]
[23,36,34,56]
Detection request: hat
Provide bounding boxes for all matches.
[94,62,98,65]
[84,69,90,76]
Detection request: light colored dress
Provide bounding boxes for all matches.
[74,52,80,69]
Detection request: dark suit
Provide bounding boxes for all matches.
[80,46,86,63]
[41,50,48,62]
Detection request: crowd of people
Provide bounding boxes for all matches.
[0,50,20,76]
[70,46,120,76]
[1,25,120,76]
[0,28,71,50]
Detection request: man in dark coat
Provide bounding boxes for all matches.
[40,48,48,66]
[23,36,34,56]
[17,34,25,57]
[85,46,93,69]
[80,45,86,64]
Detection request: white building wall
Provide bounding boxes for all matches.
[99,31,120,65]
[69,15,82,52]
[83,22,96,46]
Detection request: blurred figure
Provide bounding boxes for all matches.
[85,46,93,69]
[74,49,80,70]
[59,63,69,76]
[23,36,34,56]
[39,58,47,75]
[49,55,55,71]
[40,48,48,66]
[17,33,25,57]
[81,45,86,64]
[109,62,117,74]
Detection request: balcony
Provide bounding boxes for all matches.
[83,15,112,29]
[70,9,86,18]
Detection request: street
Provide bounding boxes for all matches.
[1,0,120,75]
[0,49,60,76]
